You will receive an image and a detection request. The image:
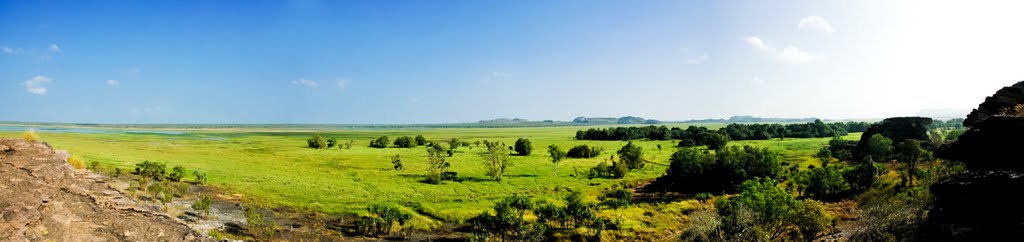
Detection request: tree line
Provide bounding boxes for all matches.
[574,120,873,142]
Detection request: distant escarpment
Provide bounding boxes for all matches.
[0,138,208,241]
[930,81,1024,240]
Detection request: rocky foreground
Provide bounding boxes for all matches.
[0,138,210,242]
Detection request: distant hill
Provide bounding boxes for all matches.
[681,115,820,123]
[572,116,660,124]
[916,108,971,120]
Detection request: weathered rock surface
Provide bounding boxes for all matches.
[0,138,210,242]
[963,80,1024,128]
[928,81,1024,241]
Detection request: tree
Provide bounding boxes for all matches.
[705,132,730,150]
[192,170,208,184]
[135,161,166,181]
[191,194,212,219]
[815,147,833,166]
[414,135,428,146]
[864,134,893,161]
[327,137,338,148]
[716,178,833,241]
[425,144,448,184]
[483,141,511,182]
[567,145,603,158]
[514,138,532,156]
[370,136,390,148]
[548,145,566,176]
[307,134,327,149]
[617,141,646,170]
[393,136,415,148]
[391,154,403,171]
[168,166,186,182]
[894,140,923,189]
[797,165,849,200]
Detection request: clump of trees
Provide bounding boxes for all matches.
[135,160,167,180]
[588,156,628,179]
[567,145,603,158]
[425,144,453,184]
[660,145,782,193]
[370,136,390,148]
[514,138,532,156]
[721,119,850,140]
[575,125,676,141]
[470,192,602,241]
[393,136,416,148]
[677,126,730,150]
[684,178,835,241]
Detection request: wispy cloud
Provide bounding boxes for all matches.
[48,44,61,53]
[681,48,710,64]
[337,78,351,89]
[106,79,120,86]
[753,76,766,85]
[1,45,25,54]
[743,36,823,64]
[290,78,318,88]
[481,72,510,84]
[23,75,52,95]
[798,16,835,33]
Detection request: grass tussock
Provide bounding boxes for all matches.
[68,155,86,170]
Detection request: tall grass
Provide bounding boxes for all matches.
[68,155,86,169]
[21,129,39,142]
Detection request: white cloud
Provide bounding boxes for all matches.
[48,44,61,53]
[337,78,351,89]
[481,72,510,84]
[743,36,823,64]
[1,46,24,54]
[1,46,11,53]
[744,36,773,51]
[687,54,709,64]
[778,45,823,64]
[23,76,51,95]
[290,78,318,88]
[753,77,766,85]
[798,16,835,33]
[106,79,119,86]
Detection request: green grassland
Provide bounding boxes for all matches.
[0,125,859,234]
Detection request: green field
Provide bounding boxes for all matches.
[0,125,859,234]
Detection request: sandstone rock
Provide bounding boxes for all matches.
[0,138,210,241]
[964,81,1024,128]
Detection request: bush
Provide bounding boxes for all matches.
[415,135,427,146]
[307,134,327,149]
[327,137,337,148]
[114,168,123,177]
[192,194,213,219]
[21,130,38,142]
[617,141,646,170]
[68,155,86,170]
[356,204,412,237]
[245,207,275,240]
[600,187,632,208]
[135,160,166,181]
[193,170,208,184]
[393,136,416,148]
[168,166,186,182]
[370,136,390,148]
[88,160,100,171]
[514,138,532,156]
[567,145,603,158]
[588,160,627,179]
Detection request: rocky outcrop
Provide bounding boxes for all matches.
[963,81,1024,128]
[929,82,1024,241]
[0,138,210,242]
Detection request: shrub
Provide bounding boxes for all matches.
[514,138,532,156]
[21,130,38,142]
[307,134,327,149]
[357,204,412,237]
[168,166,186,182]
[393,136,415,148]
[600,187,632,208]
[68,155,86,170]
[327,137,338,148]
[245,206,275,240]
[415,135,428,146]
[391,155,403,171]
[88,160,100,171]
[193,170,208,184]
[135,161,166,181]
[617,141,646,170]
[114,167,123,177]
[567,145,603,158]
[370,136,390,148]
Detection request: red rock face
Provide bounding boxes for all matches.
[0,138,209,242]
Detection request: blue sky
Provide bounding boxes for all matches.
[3,1,1024,124]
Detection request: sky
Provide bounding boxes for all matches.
[3,0,1024,124]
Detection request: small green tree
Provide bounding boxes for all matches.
[393,136,415,148]
[192,170,208,184]
[191,194,213,219]
[865,134,893,161]
[370,136,390,148]
[705,132,730,150]
[425,144,448,184]
[514,138,532,156]
[327,137,338,148]
[548,145,566,176]
[815,147,833,166]
[483,141,511,182]
[307,134,327,149]
[448,138,461,151]
[895,140,923,189]
[391,154,403,171]
[168,166,186,182]
[414,135,428,146]
[617,141,646,170]
[245,206,275,240]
